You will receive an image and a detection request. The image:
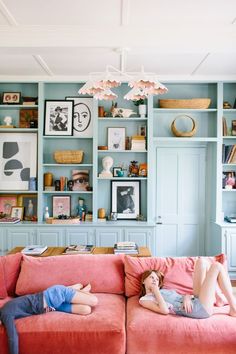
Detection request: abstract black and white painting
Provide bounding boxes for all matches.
[0,133,37,190]
[66,97,93,137]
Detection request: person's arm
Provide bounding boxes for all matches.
[182,294,194,313]
[140,287,169,315]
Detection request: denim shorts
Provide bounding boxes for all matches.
[174,297,210,319]
[43,285,76,313]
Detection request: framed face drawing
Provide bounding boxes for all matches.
[108,127,126,150]
[0,133,37,190]
[66,97,93,137]
[44,100,74,136]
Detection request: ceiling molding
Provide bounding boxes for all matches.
[0,0,18,26]
[191,53,211,75]
[232,17,236,24]
[32,55,54,76]
[121,0,130,26]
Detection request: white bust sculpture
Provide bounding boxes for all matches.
[3,116,12,126]
[99,156,113,178]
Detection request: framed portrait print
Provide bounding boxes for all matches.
[0,133,37,190]
[111,180,141,220]
[138,125,147,137]
[18,194,37,220]
[66,97,93,137]
[52,195,71,218]
[0,195,18,216]
[2,92,21,104]
[113,167,122,177]
[72,169,89,191]
[11,206,24,220]
[44,100,74,136]
[108,127,126,150]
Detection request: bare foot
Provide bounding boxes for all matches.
[229,308,236,316]
[82,283,91,292]
[70,283,83,291]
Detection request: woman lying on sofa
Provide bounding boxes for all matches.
[0,283,98,354]
[139,258,236,319]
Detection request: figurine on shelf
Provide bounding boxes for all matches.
[99,156,113,178]
[3,116,13,126]
[129,161,139,177]
[76,198,87,221]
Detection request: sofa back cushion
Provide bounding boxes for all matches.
[0,253,22,298]
[16,254,125,295]
[124,254,227,298]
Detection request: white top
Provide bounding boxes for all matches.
[139,293,175,314]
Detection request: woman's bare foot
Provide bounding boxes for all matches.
[70,283,83,291]
[81,283,91,292]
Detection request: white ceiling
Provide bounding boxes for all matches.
[0,0,236,80]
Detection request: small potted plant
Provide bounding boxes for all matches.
[133,98,147,118]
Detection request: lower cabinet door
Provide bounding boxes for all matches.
[36,228,64,246]
[124,228,154,249]
[6,228,35,251]
[65,228,95,246]
[224,228,236,271]
[95,228,123,247]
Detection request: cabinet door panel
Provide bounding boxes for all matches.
[6,228,35,251]
[124,228,153,248]
[36,228,64,246]
[65,228,95,246]
[95,228,123,246]
[225,229,236,270]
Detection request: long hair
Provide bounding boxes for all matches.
[140,270,164,297]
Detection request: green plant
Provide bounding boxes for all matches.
[133,98,146,106]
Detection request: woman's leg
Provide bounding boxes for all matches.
[70,290,98,307]
[193,258,211,297]
[71,304,92,315]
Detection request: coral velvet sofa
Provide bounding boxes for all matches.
[0,252,236,354]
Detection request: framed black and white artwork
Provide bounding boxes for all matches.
[108,127,126,150]
[111,180,141,220]
[66,97,93,137]
[44,100,74,136]
[0,133,37,190]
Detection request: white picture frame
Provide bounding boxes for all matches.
[108,127,126,150]
[0,133,37,190]
[44,100,73,136]
[66,96,93,137]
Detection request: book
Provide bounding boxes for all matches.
[21,245,48,255]
[63,245,94,254]
[225,216,236,223]
[114,242,139,254]
[222,117,228,136]
[0,217,20,223]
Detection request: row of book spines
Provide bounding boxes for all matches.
[222,144,236,163]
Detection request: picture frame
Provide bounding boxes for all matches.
[222,171,236,189]
[52,195,71,218]
[138,125,147,137]
[232,120,236,136]
[108,127,126,150]
[65,96,93,137]
[19,109,38,128]
[18,194,38,220]
[10,206,24,220]
[0,195,18,216]
[72,169,89,191]
[44,100,74,136]
[111,180,141,220]
[113,167,122,177]
[2,92,21,104]
[0,133,37,190]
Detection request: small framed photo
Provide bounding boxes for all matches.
[222,171,236,189]
[108,127,126,150]
[18,194,37,220]
[113,167,122,177]
[2,92,21,104]
[44,100,74,136]
[111,180,141,220]
[0,195,18,216]
[138,125,147,137]
[232,120,236,136]
[72,169,89,191]
[10,206,24,220]
[52,195,71,218]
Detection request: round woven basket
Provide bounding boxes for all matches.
[171,115,197,137]
[54,150,84,164]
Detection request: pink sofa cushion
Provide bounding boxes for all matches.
[0,293,126,354]
[0,253,22,298]
[126,296,236,354]
[16,254,125,295]
[124,254,227,297]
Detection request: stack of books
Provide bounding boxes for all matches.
[63,244,94,254]
[222,144,236,164]
[130,135,146,151]
[21,245,48,255]
[114,241,139,254]
[0,217,20,224]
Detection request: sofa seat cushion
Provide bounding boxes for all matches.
[0,293,126,354]
[126,296,236,354]
[16,254,125,295]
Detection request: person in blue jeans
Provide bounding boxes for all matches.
[139,258,236,318]
[0,283,98,354]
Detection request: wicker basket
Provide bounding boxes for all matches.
[159,98,211,109]
[54,150,84,164]
[171,115,197,137]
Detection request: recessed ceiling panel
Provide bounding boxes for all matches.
[5,0,121,25]
[195,53,236,75]
[0,11,10,25]
[41,48,120,75]
[129,0,236,25]
[126,51,206,75]
[0,55,47,75]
